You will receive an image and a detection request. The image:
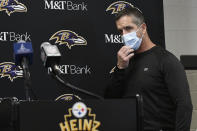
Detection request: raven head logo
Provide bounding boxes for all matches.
[0,62,23,82]
[0,0,27,16]
[49,30,87,49]
[106,1,134,14]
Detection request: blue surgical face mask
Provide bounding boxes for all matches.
[122,25,143,51]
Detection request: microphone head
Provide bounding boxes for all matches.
[40,42,50,50]
[13,41,33,66]
[40,42,61,67]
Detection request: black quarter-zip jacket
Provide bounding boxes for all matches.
[105,46,193,131]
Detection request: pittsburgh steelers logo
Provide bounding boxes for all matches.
[72,102,87,118]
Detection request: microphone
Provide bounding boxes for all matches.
[14,40,33,66]
[40,42,62,75]
[13,40,33,101]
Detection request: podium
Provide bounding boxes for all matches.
[0,96,143,131]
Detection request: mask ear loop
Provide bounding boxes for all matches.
[136,24,144,39]
[136,24,143,33]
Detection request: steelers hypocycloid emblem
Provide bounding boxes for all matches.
[106,1,134,14]
[72,102,87,118]
[50,30,87,50]
[0,0,27,16]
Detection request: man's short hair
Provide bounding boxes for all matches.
[115,7,145,26]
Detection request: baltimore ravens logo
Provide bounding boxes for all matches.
[106,1,134,14]
[0,62,23,82]
[0,0,27,16]
[55,94,82,101]
[49,30,87,50]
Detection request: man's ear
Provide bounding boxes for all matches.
[141,23,147,34]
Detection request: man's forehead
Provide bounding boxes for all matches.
[116,15,137,28]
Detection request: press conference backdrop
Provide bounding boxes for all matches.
[0,0,165,100]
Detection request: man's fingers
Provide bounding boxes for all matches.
[125,53,134,60]
[118,46,134,57]
[122,47,134,55]
[124,48,134,56]
[119,46,132,53]
[117,46,134,69]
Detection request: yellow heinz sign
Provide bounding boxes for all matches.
[59,102,101,131]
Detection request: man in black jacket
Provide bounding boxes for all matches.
[105,7,193,131]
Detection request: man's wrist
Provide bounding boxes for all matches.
[117,64,126,70]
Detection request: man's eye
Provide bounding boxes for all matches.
[125,26,132,31]
[118,30,123,35]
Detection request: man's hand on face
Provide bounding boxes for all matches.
[117,46,134,69]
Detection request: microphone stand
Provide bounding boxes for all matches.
[21,57,31,101]
[49,69,104,100]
